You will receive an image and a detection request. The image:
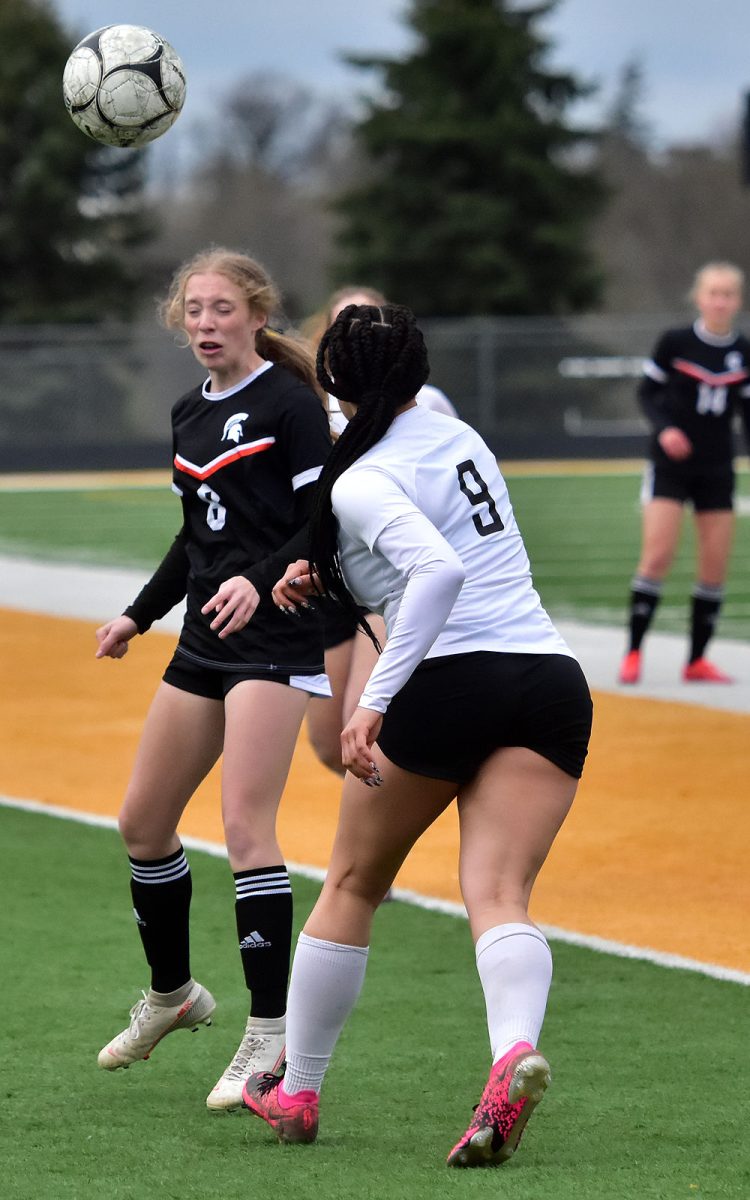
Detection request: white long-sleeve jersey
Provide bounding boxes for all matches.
[331,405,573,714]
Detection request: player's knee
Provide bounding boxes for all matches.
[118,812,168,859]
[328,864,389,910]
[117,814,138,853]
[306,722,345,775]
[639,552,672,578]
[462,877,532,916]
[313,739,346,775]
[222,811,276,863]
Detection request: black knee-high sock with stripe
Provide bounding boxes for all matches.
[689,583,724,663]
[129,847,192,994]
[234,865,292,1018]
[627,575,662,651]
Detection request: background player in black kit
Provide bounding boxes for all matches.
[94,248,332,1111]
[619,262,750,684]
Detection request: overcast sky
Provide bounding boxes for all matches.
[53,0,750,160]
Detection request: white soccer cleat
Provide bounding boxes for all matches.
[97,981,216,1070]
[206,1014,286,1112]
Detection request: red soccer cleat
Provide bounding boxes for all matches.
[682,658,734,683]
[447,1042,550,1168]
[242,1071,319,1144]
[618,649,642,685]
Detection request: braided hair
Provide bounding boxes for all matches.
[308,303,430,649]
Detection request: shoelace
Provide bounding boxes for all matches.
[126,992,151,1039]
[255,1070,284,1097]
[223,1035,268,1080]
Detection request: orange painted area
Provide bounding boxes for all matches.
[2,607,749,972]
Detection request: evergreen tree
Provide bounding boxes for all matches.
[334,0,604,315]
[0,0,153,322]
[605,59,652,150]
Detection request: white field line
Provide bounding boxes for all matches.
[3,792,748,988]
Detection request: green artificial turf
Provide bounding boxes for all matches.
[2,804,749,1200]
[0,486,180,569]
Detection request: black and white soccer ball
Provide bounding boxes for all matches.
[62,24,186,148]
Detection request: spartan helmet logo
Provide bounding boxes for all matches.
[221,412,249,444]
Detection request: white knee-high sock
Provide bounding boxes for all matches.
[283,931,369,1095]
[475,923,553,1063]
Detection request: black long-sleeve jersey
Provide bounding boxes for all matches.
[125,362,331,676]
[638,321,750,466]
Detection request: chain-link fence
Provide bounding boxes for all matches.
[0,312,733,471]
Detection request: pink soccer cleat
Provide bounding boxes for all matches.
[447,1042,550,1168]
[683,658,733,683]
[618,649,642,685]
[242,1071,319,1144]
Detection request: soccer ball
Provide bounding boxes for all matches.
[62,24,186,148]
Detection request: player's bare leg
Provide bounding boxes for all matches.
[100,684,224,1070]
[244,758,456,1140]
[306,638,353,775]
[448,747,577,1166]
[208,680,308,1111]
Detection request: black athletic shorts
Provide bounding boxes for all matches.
[163,648,329,701]
[644,460,734,511]
[376,651,592,784]
[317,594,360,651]
[318,595,378,652]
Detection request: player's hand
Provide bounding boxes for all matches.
[658,426,693,461]
[272,559,319,615]
[202,576,260,637]
[95,615,138,660]
[340,706,384,784]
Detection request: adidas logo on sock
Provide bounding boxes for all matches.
[239,930,272,950]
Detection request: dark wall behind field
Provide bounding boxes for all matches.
[0,312,728,471]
